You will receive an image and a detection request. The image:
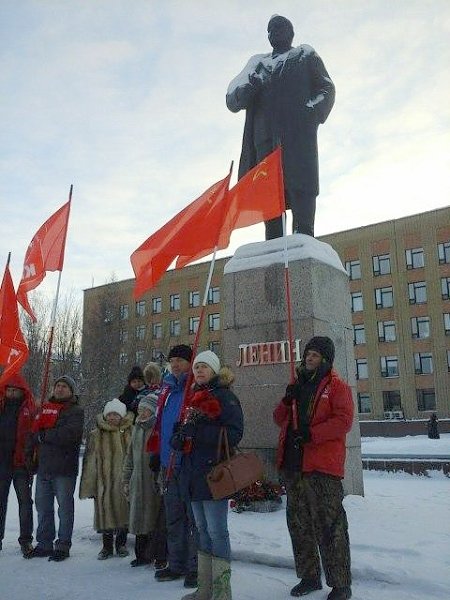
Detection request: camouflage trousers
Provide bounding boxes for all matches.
[283,471,351,588]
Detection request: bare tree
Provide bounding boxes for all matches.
[81,277,124,432]
[20,290,82,402]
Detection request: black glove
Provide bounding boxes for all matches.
[170,421,196,452]
[283,383,300,406]
[149,454,161,473]
[170,433,186,451]
[293,423,311,447]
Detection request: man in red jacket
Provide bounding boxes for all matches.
[0,373,36,557]
[273,336,353,600]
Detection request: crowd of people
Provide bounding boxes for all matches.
[0,336,355,600]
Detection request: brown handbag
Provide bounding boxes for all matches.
[206,427,265,500]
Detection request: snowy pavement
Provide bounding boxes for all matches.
[1,438,449,599]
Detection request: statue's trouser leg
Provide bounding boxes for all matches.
[291,192,316,237]
[264,193,317,239]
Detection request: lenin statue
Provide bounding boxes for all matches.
[226,15,335,240]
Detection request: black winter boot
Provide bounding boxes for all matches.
[290,578,322,596]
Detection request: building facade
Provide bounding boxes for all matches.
[82,206,450,420]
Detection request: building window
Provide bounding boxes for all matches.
[170,294,180,312]
[444,313,450,335]
[405,247,424,269]
[151,348,162,361]
[375,286,393,309]
[411,316,430,339]
[378,320,396,342]
[152,323,162,339]
[136,324,146,341]
[355,358,368,380]
[136,350,145,364]
[208,287,220,304]
[208,341,221,355]
[408,281,427,304]
[447,349,450,371]
[169,319,180,336]
[383,390,402,412]
[119,304,129,320]
[104,308,114,323]
[152,297,162,314]
[357,393,371,414]
[119,352,128,365]
[353,324,366,345]
[416,389,436,411]
[414,352,433,375]
[380,356,399,378]
[119,329,128,343]
[189,291,200,308]
[208,313,221,331]
[373,254,391,276]
[441,277,450,300]
[438,241,450,264]
[351,292,363,312]
[189,316,200,334]
[135,300,146,317]
[345,260,361,280]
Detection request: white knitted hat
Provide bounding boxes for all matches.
[103,398,126,418]
[193,350,221,374]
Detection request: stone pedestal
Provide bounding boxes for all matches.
[222,234,364,496]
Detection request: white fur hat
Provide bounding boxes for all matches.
[193,350,221,374]
[103,398,126,419]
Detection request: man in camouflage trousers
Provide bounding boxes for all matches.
[273,337,353,600]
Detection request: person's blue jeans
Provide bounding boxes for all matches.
[191,499,230,561]
[0,468,33,545]
[162,467,198,573]
[35,474,77,551]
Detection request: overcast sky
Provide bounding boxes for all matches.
[1,0,449,302]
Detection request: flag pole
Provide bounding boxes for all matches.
[282,207,298,430]
[40,185,73,404]
[165,163,233,484]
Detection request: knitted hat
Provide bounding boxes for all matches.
[193,350,221,374]
[103,398,126,419]
[138,393,157,412]
[143,362,161,385]
[54,375,76,395]
[303,336,335,365]
[127,365,145,384]
[168,344,193,363]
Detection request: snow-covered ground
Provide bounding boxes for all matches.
[1,437,449,600]
[361,433,450,456]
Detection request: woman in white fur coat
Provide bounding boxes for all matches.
[79,398,134,559]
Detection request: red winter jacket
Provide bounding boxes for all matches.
[273,369,354,478]
[0,373,36,469]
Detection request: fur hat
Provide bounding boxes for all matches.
[103,398,126,418]
[303,336,335,365]
[127,365,145,384]
[143,362,161,385]
[54,375,76,395]
[193,350,221,374]
[168,344,193,363]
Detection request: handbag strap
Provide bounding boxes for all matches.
[216,426,231,462]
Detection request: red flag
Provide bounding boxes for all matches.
[176,147,285,268]
[131,173,231,299]
[17,200,71,322]
[0,264,29,386]
[226,146,285,230]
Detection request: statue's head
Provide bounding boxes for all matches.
[268,15,294,50]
